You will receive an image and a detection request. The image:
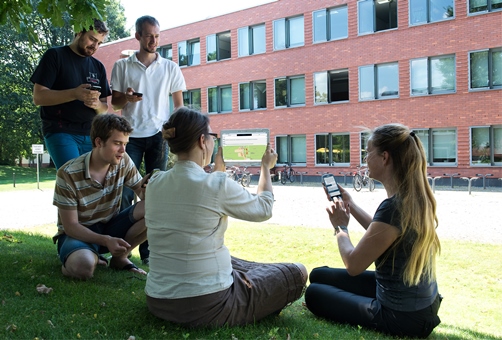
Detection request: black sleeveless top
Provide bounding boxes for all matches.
[373,196,438,312]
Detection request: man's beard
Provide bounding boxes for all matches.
[76,38,95,56]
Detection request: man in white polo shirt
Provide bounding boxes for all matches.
[111,15,186,265]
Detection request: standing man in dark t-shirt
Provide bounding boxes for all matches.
[30,19,112,169]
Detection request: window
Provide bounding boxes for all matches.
[158,44,172,60]
[471,126,502,165]
[183,89,201,110]
[415,128,457,165]
[207,31,231,62]
[238,24,266,56]
[315,133,351,165]
[276,135,306,165]
[273,16,304,50]
[469,0,502,14]
[315,69,349,104]
[178,39,200,67]
[208,85,232,113]
[239,80,266,111]
[275,76,305,107]
[358,0,397,35]
[410,55,456,95]
[409,0,454,25]
[313,6,348,43]
[470,48,502,90]
[360,131,370,165]
[359,63,399,100]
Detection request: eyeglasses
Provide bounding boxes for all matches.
[208,133,218,142]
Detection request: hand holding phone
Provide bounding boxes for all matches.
[322,174,342,201]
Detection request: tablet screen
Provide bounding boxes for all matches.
[220,129,269,165]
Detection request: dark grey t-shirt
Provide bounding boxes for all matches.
[373,196,438,312]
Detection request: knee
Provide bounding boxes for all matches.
[294,263,308,285]
[133,201,145,220]
[62,255,96,280]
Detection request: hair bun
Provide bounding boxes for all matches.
[163,127,176,139]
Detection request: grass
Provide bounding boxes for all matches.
[0,166,56,192]
[1,165,500,339]
[1,223,501,340]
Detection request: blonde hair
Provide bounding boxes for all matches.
[370,124,440,286]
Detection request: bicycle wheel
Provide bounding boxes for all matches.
[280,171,287,185]
[241,174,250,187]
[368,178,375,192]
[353,174,362,192]
[289,170,296,183]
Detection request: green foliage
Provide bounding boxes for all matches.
[0,0,109,43]
[104,0,129,42]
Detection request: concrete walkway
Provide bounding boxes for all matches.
[1,184,500,244]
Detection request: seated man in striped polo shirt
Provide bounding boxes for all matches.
[53,113,148,279]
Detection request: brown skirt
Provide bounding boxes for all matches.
[146,256,306,327]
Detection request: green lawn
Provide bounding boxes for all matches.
[1,165,500,339]
[1,223,500,340]
[0,165,56,191]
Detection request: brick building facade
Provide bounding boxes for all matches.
[94,0,502,183]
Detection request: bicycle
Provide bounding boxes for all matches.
[280,164,296,185]
[353,166,375,192]
[226,165,251,187]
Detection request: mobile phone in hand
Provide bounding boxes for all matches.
[89,85,101,91]
[322,174,342,201]
[133,92,143,97]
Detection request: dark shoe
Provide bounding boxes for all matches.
[141,258,149,266]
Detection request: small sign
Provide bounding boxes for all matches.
[32,144,44,154]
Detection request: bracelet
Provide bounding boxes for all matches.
[334,225,348,236]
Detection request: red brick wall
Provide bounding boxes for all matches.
[94,0,502,178]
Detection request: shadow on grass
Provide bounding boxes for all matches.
[0,166,56,186]
[0,231,499,340]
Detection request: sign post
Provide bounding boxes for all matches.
[32,144,44,189]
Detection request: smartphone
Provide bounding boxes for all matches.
[89,85,101,91]
[133,92,143,97]
[210,137,220,164]
[322,174,342,201]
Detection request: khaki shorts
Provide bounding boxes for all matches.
[146,256,305,327]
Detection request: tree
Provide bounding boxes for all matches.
[1,0,109,43]
[0,0,128,165]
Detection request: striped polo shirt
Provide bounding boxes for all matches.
[53,151,142,235]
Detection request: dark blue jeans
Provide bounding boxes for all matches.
[44,133,92,169]
[121,131,168,260]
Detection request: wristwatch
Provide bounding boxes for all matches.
[334,225,348,236]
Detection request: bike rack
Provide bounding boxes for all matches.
[443,173,460,188]
[476,173,493,189]
[461,176,479,195]
[339,171,352,185]
[297,171,308,184]
[427,175,443,193]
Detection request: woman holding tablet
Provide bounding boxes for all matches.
[144,107,307,327]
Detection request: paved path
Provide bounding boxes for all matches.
[1,184,501,244]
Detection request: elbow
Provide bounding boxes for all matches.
[343,260,365,276]
[345,267,362,277]
[33,96,41,106]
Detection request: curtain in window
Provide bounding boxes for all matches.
[290,77,305,105]
[470,51,489,88]
[291,136,306,163]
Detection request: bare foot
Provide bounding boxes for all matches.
[109,257,147,275]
